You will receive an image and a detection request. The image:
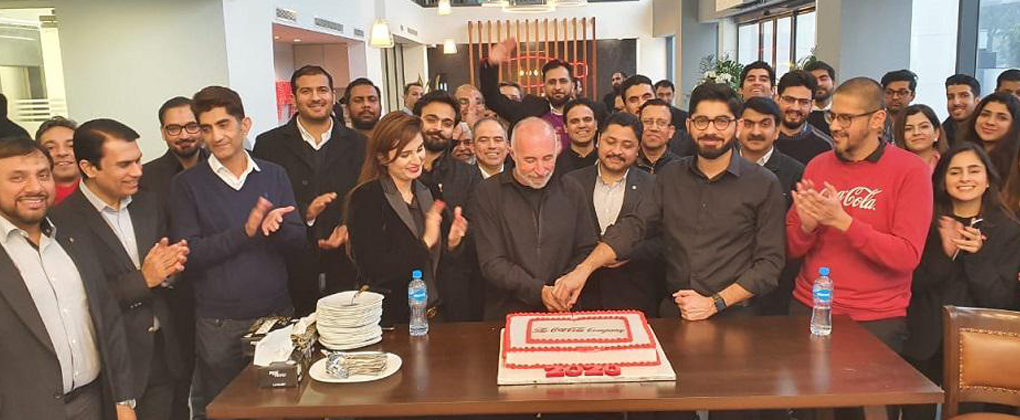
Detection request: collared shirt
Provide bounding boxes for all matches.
[0,215,101,394]
[593,165,628,235]
[739,146,775,167]
[79,182,139,268]
[296,115,333,151]
[836,137,887,163]
[478,163,504,179]
[208,151,261,191]
[636,149,681,174]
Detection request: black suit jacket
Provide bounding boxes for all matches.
[49,189,184,397]
[565,165,663,316]
[139,148,209,218]
[253,117,366,313]
[757,149,805,315]
[0,226,133,419]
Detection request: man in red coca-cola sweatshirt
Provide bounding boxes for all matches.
[786,77,933,355]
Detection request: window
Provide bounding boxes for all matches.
[736,8,816,79]
[0,8,68,134]
[975,0,1020,92]
[665,35,675,83]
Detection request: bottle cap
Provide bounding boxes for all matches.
[819,266,830,276]
[412,270,423,278]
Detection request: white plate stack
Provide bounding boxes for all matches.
[316,291,385,350]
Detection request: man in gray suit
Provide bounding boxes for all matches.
[0,136,136,419]
[50,119,190,420]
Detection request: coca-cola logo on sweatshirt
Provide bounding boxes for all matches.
[834,186,882,211]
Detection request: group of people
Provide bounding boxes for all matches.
[2,32,1020,420]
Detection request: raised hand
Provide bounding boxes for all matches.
[423,200,446,249]
[245,197,274,237]
[261,206,296,236]
[141,238,188,288]
[306,192,338,223]
[447,206,468,250]
[488,37,517,65]
[318,225,349,250]
[792,180,821,233]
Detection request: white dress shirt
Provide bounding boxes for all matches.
[209,151,261,191]
[296,115,333,151]
[478,163,504,179]
[593,165,628,235]
[0,215,101,394]
[740,146,775,167]
[79,182,139,268]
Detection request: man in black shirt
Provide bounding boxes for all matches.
[555,83,785,321]
[805,60,836,136]
[636,99,682,174]
[602,71,627,111]
[345,77,382,138]
[0,93,30,139]
[943,74,980,146]
[655,79,690,130]
[775,70,834,166]
[554,98,600,176]
[882,69,918,119]
[472,117,597,320]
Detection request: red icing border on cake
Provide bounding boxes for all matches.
[524,315,633,344]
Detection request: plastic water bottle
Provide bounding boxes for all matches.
[811,266,833,336]
[408,270,428,336]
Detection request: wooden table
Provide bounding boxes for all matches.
[207,315,942,419]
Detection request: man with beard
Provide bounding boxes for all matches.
[740,61,776,100]
[943,74,981,146]
[36,116,80,204]
[141,97,208,209]
[413,90,483,321]
[775,70,834,166]
[554,98,601,176]
[402,82,424,114]
[786,78,932,418]
[602,71,627,111]
[472,117,598,320]
[481,37,587,151]
[881,69,918,119]
[472,117,511,179]
[564,112,662,316]
[253,65,366,315]
[455,84,486,129]
[655,79,690,129]
[805,60,836,136]
[636,99,682,174]
[344,77,382,138]
[555,83,785,325]
[738,97,805,316]
[0,137,136,420]
[499,81,523,102]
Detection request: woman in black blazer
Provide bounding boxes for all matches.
[346,112,467,326]
[903,142,1020,420]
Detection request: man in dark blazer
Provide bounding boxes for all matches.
[50,119,190,419]
[565,113,663,316]
[738,97,805,316]
[0,136,135,420]
[253,66,366,315]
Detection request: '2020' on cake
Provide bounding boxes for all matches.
[496,310,676,385]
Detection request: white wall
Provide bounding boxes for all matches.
[274,41,295,81]
[638,37,667,84]
[403,44,428,86]
[54,0,229,162]
[910,0,958,120]
[221,0,276,146]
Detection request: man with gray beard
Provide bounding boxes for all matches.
[471,117,597,320]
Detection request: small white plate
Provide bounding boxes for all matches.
[309,352,402,383]
[319,334,383,350]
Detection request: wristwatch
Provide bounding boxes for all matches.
[711,294,727,313]
[117,399,137,409]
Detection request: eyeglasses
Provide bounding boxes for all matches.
[690,116,735,130]
[165,123,200,136]
[640,118,671,129]
[824,109,882,128]
[779,95,813,107]
[885,89,913,98]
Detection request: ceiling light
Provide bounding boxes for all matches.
[438,0,452,15]
[369,19,394,48]
[443,39,458,54]
[293,38,302,42]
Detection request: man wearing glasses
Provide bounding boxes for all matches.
[787,77,932,359]
[555,83,786,324]
[881,69,918,118]
[774,70,834,166]
[635,98,681,174]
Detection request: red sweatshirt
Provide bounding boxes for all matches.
[786,143,933,321]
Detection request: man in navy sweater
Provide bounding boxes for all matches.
[170,86,305,418]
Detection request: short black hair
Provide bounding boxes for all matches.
[620,75,654,99]
[880,69,918,92]
[945,74,981,97]
[345,77,381,103]
[689,83,743,117]
[612,71,628,78]
[804,60,836,81]
[404,82,423,95]
[413,90,461,127]
[740,61,775,87]
[997,69,1020,90]
[290,65,334,95]
[742,96,782,125]
[192,86,246,121]
[638,98,673,121]
[0,136,51,166]
[654,79,675,92]
[158,96,192,125]
[778,70,819,98]
[73,118,140,177]
[35,116,78,142]
[601,112,643,140]
[541,59,573,79]
[563,97,603,123]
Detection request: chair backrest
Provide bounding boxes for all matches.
[942,305,1020,418]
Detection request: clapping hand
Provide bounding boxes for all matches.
[447,206,468,251]
[244,197,274,237]
[306,192,338,223]
[261,205,296,236]
[141,238,189,288]
[318,225,349,250]
[794,181,852,232]
[423,200,446,249]
[792,179,821,233]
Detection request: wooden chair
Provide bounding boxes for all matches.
[942,305,1020,419]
